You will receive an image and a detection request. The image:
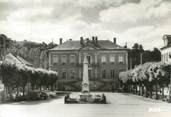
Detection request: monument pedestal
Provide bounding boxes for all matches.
[80,93,92,102]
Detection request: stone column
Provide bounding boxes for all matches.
[82,56,89,93]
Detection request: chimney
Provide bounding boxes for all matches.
[92,36,95,43]
[59,38,62,45]
[95,36,98,44]
[124,42,127,48]
[113,38,116,44]
[86,38,89,42]
[80,37,83,45]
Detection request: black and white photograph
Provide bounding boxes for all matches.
[0,0,171,117]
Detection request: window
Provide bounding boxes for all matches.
[101,56,106,63]
[53,55,59,64]
[62,71,67,79]
[166,53,168,62]
[86,56,91,64]
[88,69,91,79]
[169,53,171,58]
[102,70,106,79]
[70,70,75,79]
[61,55,67,65]
[110,56,115,63]
[110,69,115,78]
[119,55,124,63]
[70,55,75,64]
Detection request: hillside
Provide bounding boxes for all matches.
[0,34,57,69]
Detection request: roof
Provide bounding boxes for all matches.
[161,45,171,50]
[5,53,23,65]
[161,35,171,50]
[16,56,33,66]
[163,35,171,40]
[4,53,33,67]
[50,40,126,51]
[98,40,123,49]
[50,41,81,50]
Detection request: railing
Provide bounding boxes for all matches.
[76,63,100,67]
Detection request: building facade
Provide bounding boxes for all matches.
[49,37,128,91]
[161,35,171,64]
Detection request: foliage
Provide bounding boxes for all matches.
[129,43,161,69]
[119,62,170,100]
[0,60,58,93]
[0,34,13,60]
[0,34,58,68]
[119,62,168,85]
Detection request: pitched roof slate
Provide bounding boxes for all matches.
[50,40,126,51]
[4,53,33,67]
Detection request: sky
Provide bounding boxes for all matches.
[0,0,171,49]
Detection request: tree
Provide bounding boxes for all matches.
[132,43,139,50]
[0,60,58,100]
[151,48,161,62]
[0,34,13,60]
[119,61,169,99]
[129,43,161,69]
[129,43,144,68]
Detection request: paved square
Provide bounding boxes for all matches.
[0,93,171,117]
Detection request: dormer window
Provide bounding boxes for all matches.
[163,35,171,46]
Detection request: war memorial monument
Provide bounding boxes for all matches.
[64,55,107,104]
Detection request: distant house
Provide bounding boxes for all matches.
[16,55,33,67]
[161,35,171,64]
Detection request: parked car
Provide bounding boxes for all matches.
[27,90,48,100]
[15,95,27,101]
[40,91,49,100]
[64,94,78,104]
[43,90,56,98]
[48,91,57,98]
